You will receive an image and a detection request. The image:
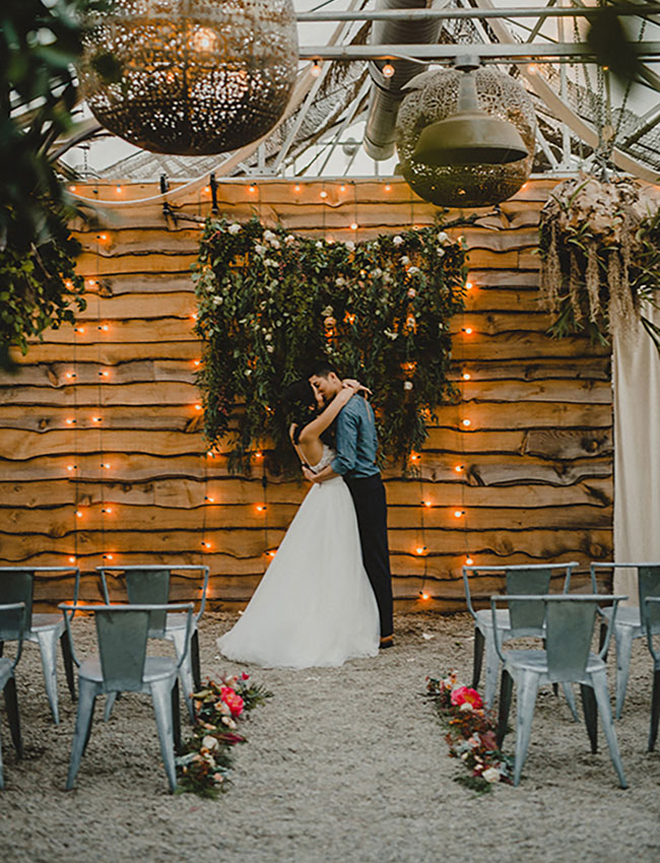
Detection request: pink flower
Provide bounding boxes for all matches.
[241,672,250,681]
[220,686,244,717]
[450,686,483,710]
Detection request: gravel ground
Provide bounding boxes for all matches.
[1,611,659,863]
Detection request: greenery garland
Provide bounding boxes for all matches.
[193,216,468,474]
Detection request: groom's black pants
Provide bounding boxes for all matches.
[344,473,393,639]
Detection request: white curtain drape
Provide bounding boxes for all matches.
[613,303,660,604]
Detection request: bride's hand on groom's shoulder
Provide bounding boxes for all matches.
[342,378,372,396]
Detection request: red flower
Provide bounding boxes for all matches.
[220,686,244,717]
[450,686,483,710]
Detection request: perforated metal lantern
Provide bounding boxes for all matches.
[395,67,536,207]
[78,0,299,156]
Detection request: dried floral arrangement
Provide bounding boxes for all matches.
[538,174,660,350]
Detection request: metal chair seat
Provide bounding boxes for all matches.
[503,649,607,678]
[79,656,177,686]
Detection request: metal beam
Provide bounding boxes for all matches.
[299,42,660,61]
[296,5,660,21]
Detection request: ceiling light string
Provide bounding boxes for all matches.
[458,276,474,570]
[93,241,112,564]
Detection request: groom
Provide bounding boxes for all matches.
[304,362,394,648]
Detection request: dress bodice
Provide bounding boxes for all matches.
[309,444,335,473]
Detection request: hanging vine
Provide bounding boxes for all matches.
[193,216,469,475]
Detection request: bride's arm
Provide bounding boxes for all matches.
[298,383,357,443]
[303,464,338,484]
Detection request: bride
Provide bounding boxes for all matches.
[216,378,379,668]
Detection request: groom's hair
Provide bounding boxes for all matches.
[307,361,340,380]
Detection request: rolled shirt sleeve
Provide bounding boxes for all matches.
[331,402,359,475]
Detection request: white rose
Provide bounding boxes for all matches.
[408,266,421,275]
[460,701,473,712]
[202,735,219,751]
[284,234,296,245]
[371,268,383,278]
[335,277,346,287]
[401,255,410,265]
[265,258,278,267]
[392,235,404,246]
[436,247,445,257]
[316,241,323,248]
[270,239,280,250]
[403,381,413,391]
[263,230,276,242]
[228,223,241,235]
[244,369,252,376]
[266,345,274,353]
[482,767,500,784]
[264,333,272,341]
[437,231,450,245]
[212,296,223,306]
[346,241,355,252]
[254,244,266,255]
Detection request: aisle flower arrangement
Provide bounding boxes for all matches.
[176,674,272,798]
[193,216,469,474]
[426,672,513,793]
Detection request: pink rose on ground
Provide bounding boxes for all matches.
[450,686,483,710]
[241,672,250,680]
[220,686,245,717]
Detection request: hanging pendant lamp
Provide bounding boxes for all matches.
[395,59,536,207]
[413,58,529,167]
[77,0,299,156]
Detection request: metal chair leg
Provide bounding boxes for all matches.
[513,670,540,787]
[598,619,609,660]
[614,624,635,720]
[35,629,60,724]
[3,676,23,758]
[60,630,76,701]
[592,669,627,789]
[483,628,500,708]
[151,680,178,793]
[190,630,201,692]
[561,682,579,722]
[169,628,195,721]
[103,692,118,722]
[580,683,598,753]
[496,668,513,748]
[649,667,660,752]
[172,679,181,751]
[66,678,98,790]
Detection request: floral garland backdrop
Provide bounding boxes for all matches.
[193,216,469,474]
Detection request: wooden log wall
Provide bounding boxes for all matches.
[0,178,613,611]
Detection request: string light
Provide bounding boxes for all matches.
[100,370,110,378]
[454,465,464,473]
[98,324,109,331]
[92,416,102,423]
[382,62,395,78]
[101,462,110,469]
[466,557,474,566]
[320,190,328,199]
[104,553,114,560]
[66,464,76,472]
[201,541,211,549]
[294,183,301,193]
[68,556,76,564]
[462,372,471,380]
[527,64,538,74]
[454,510,465,519]
[74,327,85,334]
[256,504,267,513]
[384,183,392,192]
[463,326,473,335]
[415,546,427,556]
[339,184,346,193]
[422,500,432,508]
[410,453,420,462]
[255,451,263,459]
[101,507,112,514]
[65,372,76,379]
[310,60,322,77]
[76,510,83,518]
[65,418,76,425]
[115,184,122,193]
[248,184,257,194]
[98,233,107,242]
[69,185,76,192]
[420,591,430,601]
[465,281,473,290]
[350,222,358,231]
[462,418,472,428]
[194,403,203,411]
[193,359,201,367]
[205,496,215,503]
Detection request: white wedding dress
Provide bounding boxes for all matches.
[217,445,380,668]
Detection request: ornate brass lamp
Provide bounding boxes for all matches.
[78,0,299,156]
[395,58,536,207]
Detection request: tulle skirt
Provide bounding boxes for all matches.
[217,477,379,668]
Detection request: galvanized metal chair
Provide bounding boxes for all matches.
[0,602,26,789]
[0,567,79,724]
[493,594,628,789]
[462,561,579,710]
[60,602,193,794]
[590,562,660,718]
[97,565,209,719]
[643,596,660,752]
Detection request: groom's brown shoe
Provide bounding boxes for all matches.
[379,635,394,649]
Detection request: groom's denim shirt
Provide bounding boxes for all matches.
[331,394,379,479]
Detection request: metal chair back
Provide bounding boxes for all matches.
[644,597,660,662]
[0,570,34,629]
[0,603,26,670]
[506,568,552,636]
[638,566,660,629]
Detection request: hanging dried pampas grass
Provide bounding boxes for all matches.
[538,173,660,349]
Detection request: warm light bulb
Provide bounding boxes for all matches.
[463,372,471,381]
[69,185,76,192]
[310,60,322,77]
[463,327,473,335]
[76,510,83,518]
[87,279,96,288]
[101,463,110,469]
[384,184,392,192]
[66,465,75,471]
[350,222,358,231]
[69,556,76,564]
[454,465,464,473]
[207,451,215,458]
[204,186,211,194]
[410,453,420,461]
[320,190,328,199]
[102,507,112,514]
[465,281,473,290]
[99,324,109,332]
[466,557,474,566]
[454,510,464,519]
[248,184,257,194]
[101,370,110,378]
[256,504,267,512]
[416,546,426,556]
[462,419,472,427]
[193,360,201,366]
[115,185,122,193]
[190,312,198,321]
[382,62,395,78]
[92,416,101,423]
[528,64,538,74]
[194,404,202,411]
[255,451,263,459]
[206,496,215,503]
[294,184,301,193]
[420,592,430,601]
[104,554,114,560]
[201,541,211,549]
[65,418,75,425]
[339,184,346,192]
[74,327,84,334]
[99,234,107,242]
